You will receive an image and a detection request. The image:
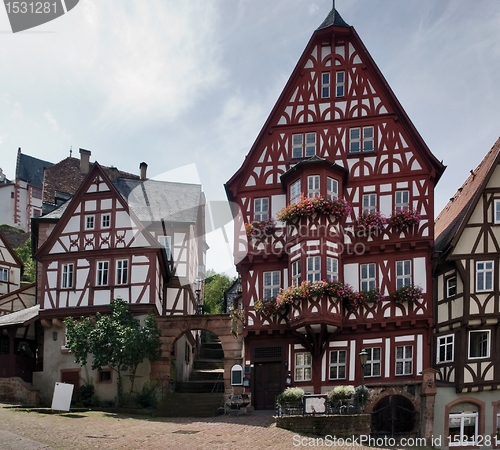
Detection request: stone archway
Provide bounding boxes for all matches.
[150,314,243,393]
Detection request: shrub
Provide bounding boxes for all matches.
[328,385,355,406]
[79,384,99,407]
[354,385,370,406]
[277,387,305,406]
[134,382,157,409]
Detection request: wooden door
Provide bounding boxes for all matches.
[61,371,80,400]
[254,362,282,410]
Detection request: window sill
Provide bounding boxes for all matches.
[347,150,377,158]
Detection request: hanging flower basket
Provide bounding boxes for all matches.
[276,196,351,223]
[389,210,421,232]
[244,218,276,238]
[355,211,387,235]
[390,285,423,303]
[254,296,280,315]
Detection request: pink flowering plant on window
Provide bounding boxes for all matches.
[254,297,280,315]
[355,211,387,234]
[276,196,351,223]
[389,210,421,232]
[244,218,276,238]
[344,287,385,311]
[390,285,423,303]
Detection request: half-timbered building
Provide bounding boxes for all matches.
[0,229,23,297]
[30,162,206,403]
[225,5,444,436]
[433,137,500,447]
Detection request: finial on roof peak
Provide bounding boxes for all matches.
[317,1,349,30]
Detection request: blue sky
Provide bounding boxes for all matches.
[0,0,499,275]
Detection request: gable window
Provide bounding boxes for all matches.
[495,200,500,224]
[321,72,330,98]
[327,177,338,200]
[329,350,346,380]
[85,215,95,230]
[308,175,320,198]
[437,334,454,363]
[327,257,338,281]
[360,263,376,291]
[292,133,316,158]
[395,190,410,211]
[158,236,172,260]
[469,330,490,359]
[290,180,301,204]
[362,193,377,214]
[363,347,381,377]
[61,264,74,289]
[395,345,413,375]
[349,126,374,153]
[476,261,493,292]
[254,198,269,221]
[396,260,411,289]
[116,260,128,285]
[307,256,320,282]
[263,271,280,299]
[0,268,8,282]
[295,352,312,381]
[447,276,457,298]
[291,260,301,285]
[96,261,109,286]
[101,214,111,228]
[336,71,345,97]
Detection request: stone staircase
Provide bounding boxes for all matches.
[158,338,225,417]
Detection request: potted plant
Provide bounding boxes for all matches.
[276,196,351,223]
[389,209,421,232]
[277,387,305,414]
[355,211,387,236]
[327,385,355,408]
[390,285,423,303]
[244,218,276,238]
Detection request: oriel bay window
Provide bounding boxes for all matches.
[307,256,321,282]
[295,352,312,382]
[327,257,338,281]
[290,180,301,204]
[96,261,109,286]
[308,175,320,198]
[291,260,301,285]
[327,177,338,200]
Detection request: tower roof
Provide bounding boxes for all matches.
[317,6,349,30]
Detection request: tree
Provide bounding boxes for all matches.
[64,299,162,406]
[203,270,235,314]
[14,237,36,283]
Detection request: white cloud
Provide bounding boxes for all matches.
[44,111,58,132]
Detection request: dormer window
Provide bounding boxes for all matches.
[290,180,301,204]
[349,126,374,153]
[307,176,320,198]
[292,133,316,158]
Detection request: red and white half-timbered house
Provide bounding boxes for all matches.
[31,162,206,403]
[225,6,444,436]
[433,137,500,447]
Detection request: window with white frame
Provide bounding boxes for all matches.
[395,345,413,375]
[476,261,493,292]
[321,72,330,98]
[395,190,410,211]
[305,133,316,157]
[295,352,312,381]
[292,133,316,158]
[362,193,377,214]
[85,215,95,230]
[396,260,411,289]
[263,271,280,299]
[349,126,374,153]
[307,256,321,282]
[116,260,128,285]
[360,263,376,291]
[327,257,338,281]
[61,263,74,289]
[329,350,346,380]
[291,260,301,285]
[0,268,8,282]
[308,175,320,198]
[290,180,301,204]
[327,177,338,200]
[448,411,479,446]
[292,134,303,158]
[101,214,111,228]
[336,71,345,97]
[254,198,269,221]
[158,236,172,259]
[363,347,381,377]
[96,261,109,286]
[494,200,500,224]
[437,334,454,363]
[469,330,490,359]
[447,276,457,298]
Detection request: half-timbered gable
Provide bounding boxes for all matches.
[433,137,500,446]
[0,229,23,296]
[226,6,444,433]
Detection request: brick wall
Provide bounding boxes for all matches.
[276,414,370,438]
[0,377,39,406]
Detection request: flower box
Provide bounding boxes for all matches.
[244,218,276,238]
[276,196,351,223]
[389,209,421,232]
[390,285,423,303]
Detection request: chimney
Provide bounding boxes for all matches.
[108,166,119,182]
[79,148,91,174]
[140,162,148,180]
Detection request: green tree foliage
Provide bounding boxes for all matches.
[14,237,36,283]
[203,270,235,314]
[64,299,162,406]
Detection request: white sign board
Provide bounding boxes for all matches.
[51,382,74,412]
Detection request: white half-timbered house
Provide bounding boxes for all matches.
[31,162,206,403]
[225,5,444,437]
[433,137,500,448]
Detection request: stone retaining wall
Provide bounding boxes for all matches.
[276,414,370,438]
[0,377,39,406]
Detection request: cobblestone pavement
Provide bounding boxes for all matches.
[0,404,380,450]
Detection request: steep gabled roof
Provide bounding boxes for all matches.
[317,6,349,29]
[0,228,24,268]
[16,152,53,188]
[435,136,500,253]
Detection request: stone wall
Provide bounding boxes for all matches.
[0,377,39,406]
[276,414,370,438]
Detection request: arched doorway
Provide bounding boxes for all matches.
[371,395,417,438]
